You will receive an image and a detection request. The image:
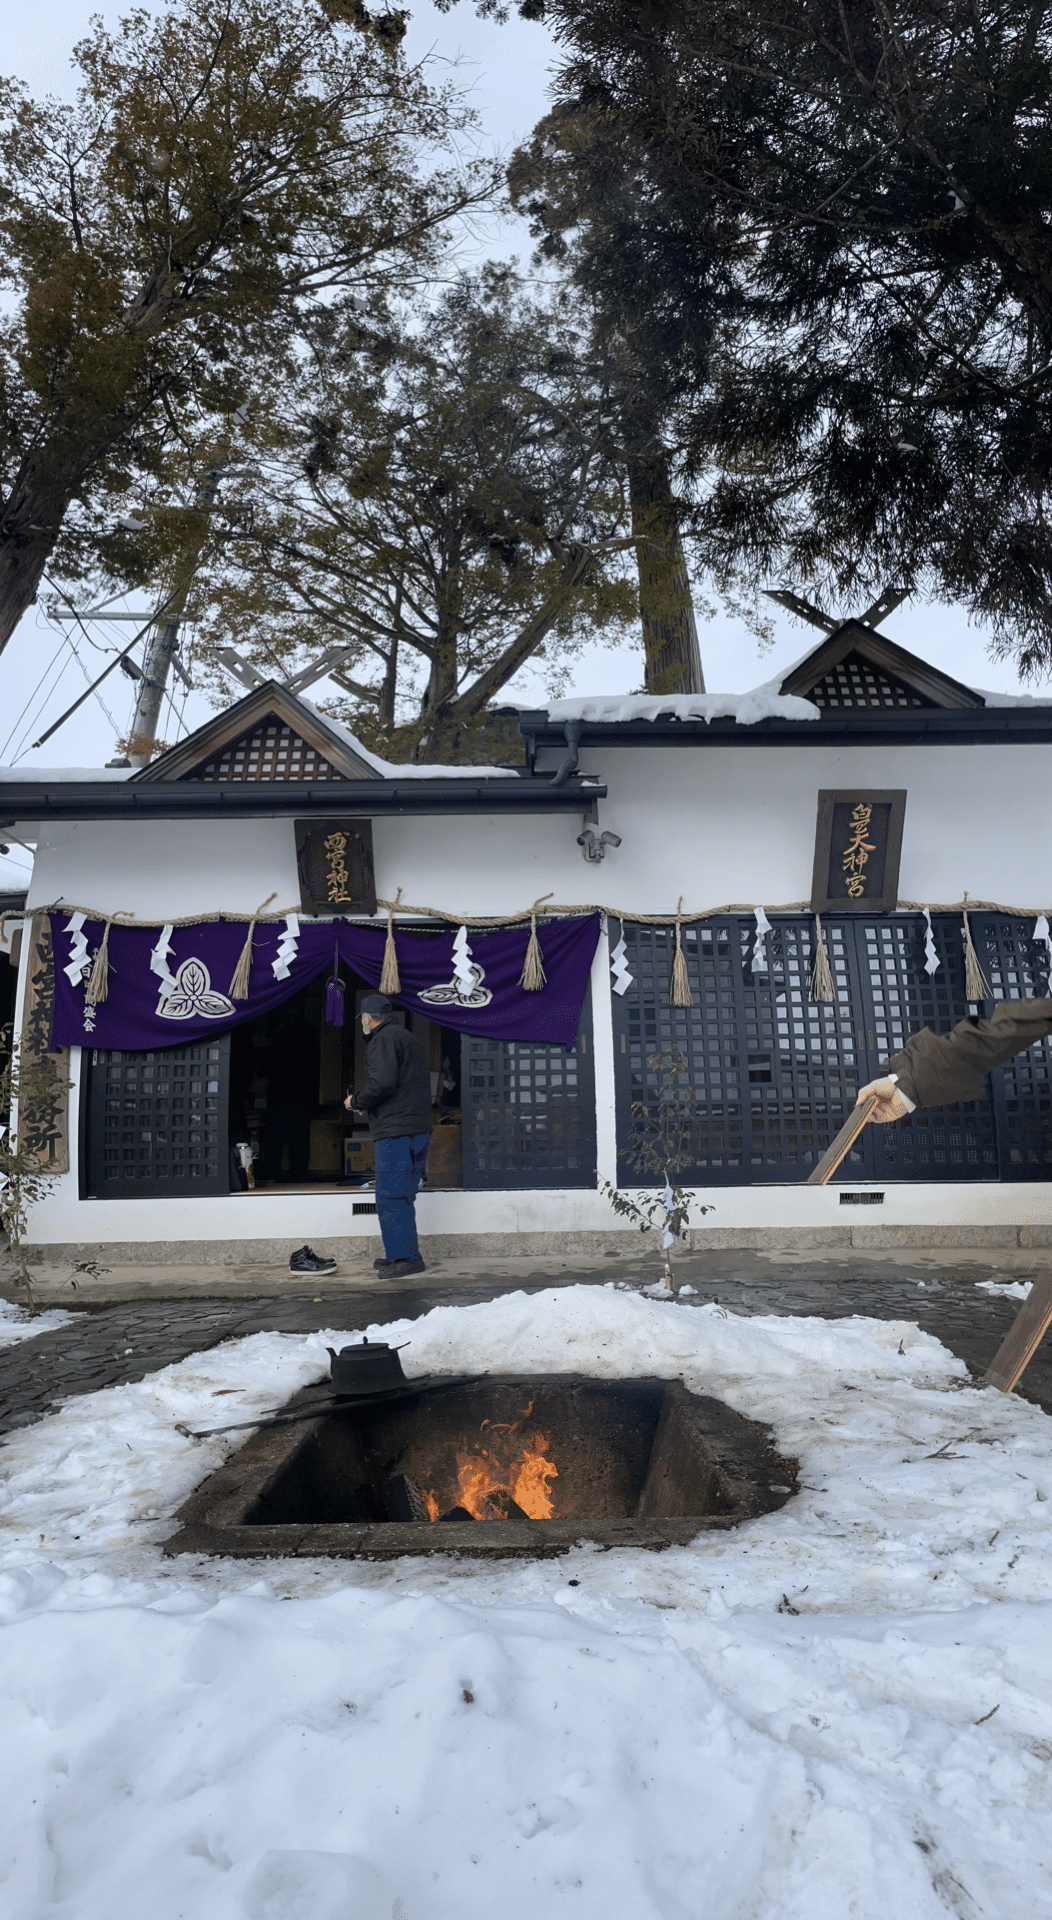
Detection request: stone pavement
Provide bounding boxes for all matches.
[1,1246,1049,1439]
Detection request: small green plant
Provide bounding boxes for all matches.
[0,1023,71,1314]
[599,1048,712,1292]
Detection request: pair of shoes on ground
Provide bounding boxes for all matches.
[373,1255,426,1277]
[289,1245,336,1274]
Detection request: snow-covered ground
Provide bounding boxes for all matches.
[1,1283,1050,1920]
[0,1298,74,1347]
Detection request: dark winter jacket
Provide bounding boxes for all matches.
[355,1017,432,1140]
[886,999,1052,1108]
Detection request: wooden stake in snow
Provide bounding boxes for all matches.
[984,1274,1052,1393]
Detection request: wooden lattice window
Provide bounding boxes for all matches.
[461,1005,596,1190]
[805,652,935,709]
[83,1038,230,1197]
[182,720,347,782]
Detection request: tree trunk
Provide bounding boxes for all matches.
[0,503,64,653]
[628,452,705,695]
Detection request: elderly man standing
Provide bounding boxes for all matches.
[345,993,432,1278]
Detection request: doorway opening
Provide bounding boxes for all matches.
[228,968,463,1193]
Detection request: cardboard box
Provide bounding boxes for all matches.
[344,1136,375,1176]
[426,1125,462,1189]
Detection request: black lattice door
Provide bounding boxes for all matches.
[84,1037,230,1198]
[850,918,997,1182]
[611,913,1051,1186]
[461,996,596,1190]
[611,917,863,1185]
[974,914,1052,1179]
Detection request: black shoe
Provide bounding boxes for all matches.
[382,1257,426,1278]
[289,1245,337,1274]
[373,1256,392,1270]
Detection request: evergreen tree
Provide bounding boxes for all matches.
[462,0,1052,669]
[191,268,637,758]
[0,0,491,654]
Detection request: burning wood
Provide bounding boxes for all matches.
[423,1409,559,1522]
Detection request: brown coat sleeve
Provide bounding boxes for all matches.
[885,999,1052,1108]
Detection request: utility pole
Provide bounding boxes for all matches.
[125,467,222,768]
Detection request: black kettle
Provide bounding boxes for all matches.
[327,1338,410,1398]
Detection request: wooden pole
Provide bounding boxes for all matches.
[806,1097,878,1186]
[983,1275,1052,1393]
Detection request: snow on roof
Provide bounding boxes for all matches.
[974,687,1052,707]
[509,687,821,727]
[0,765,132,781]
[299,698,515,777]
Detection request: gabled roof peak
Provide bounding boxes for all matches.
[132,681,382,784]
[778,622,984,711]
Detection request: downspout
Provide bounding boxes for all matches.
[550,720,583,787]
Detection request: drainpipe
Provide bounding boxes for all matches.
[550,720,583,787]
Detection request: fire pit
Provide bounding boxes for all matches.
[166,1374,797,1560]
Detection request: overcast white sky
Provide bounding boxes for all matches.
[1,1,1047,889]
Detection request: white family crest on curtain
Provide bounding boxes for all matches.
[419,926,493,1009]
[64,912,92,987]
[156,957,237,1020]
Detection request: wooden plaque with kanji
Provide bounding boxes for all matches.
[295,818,376,917]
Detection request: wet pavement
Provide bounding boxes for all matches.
[1,1249,1049,1439]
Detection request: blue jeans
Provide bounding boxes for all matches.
[373,1132,430,1261]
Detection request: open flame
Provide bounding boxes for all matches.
[424,1403,558,1521]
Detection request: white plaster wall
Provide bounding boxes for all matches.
[574,742,1052,913]
[24,1171,1052,1248]
[24,739,1052,923]
[26,819,303,919]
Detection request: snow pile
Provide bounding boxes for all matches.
[1,1284,1051,1920]
[977,1278,1034,1302]
[513,688,821,727]
[0,1299,74,1346]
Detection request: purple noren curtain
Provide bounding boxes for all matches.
[51,914,601,1051]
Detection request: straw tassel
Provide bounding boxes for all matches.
[380,908,401,996]
[85,919,114,1006]
[809,912,835,1002]
[962,894,991,1001]
[228,892,277,1001]
[519,913,547,991]
[670,899,693,1007]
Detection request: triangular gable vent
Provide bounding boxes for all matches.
[804,650,935,711]
[180,715,348,783]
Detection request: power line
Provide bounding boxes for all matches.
[1,631,75,762]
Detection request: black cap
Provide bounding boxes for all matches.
[360,993,392,1017]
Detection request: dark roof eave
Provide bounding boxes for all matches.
[516,709,1052,748]
[0,777,606,825]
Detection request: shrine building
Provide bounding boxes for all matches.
[3,618,1052,1266]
